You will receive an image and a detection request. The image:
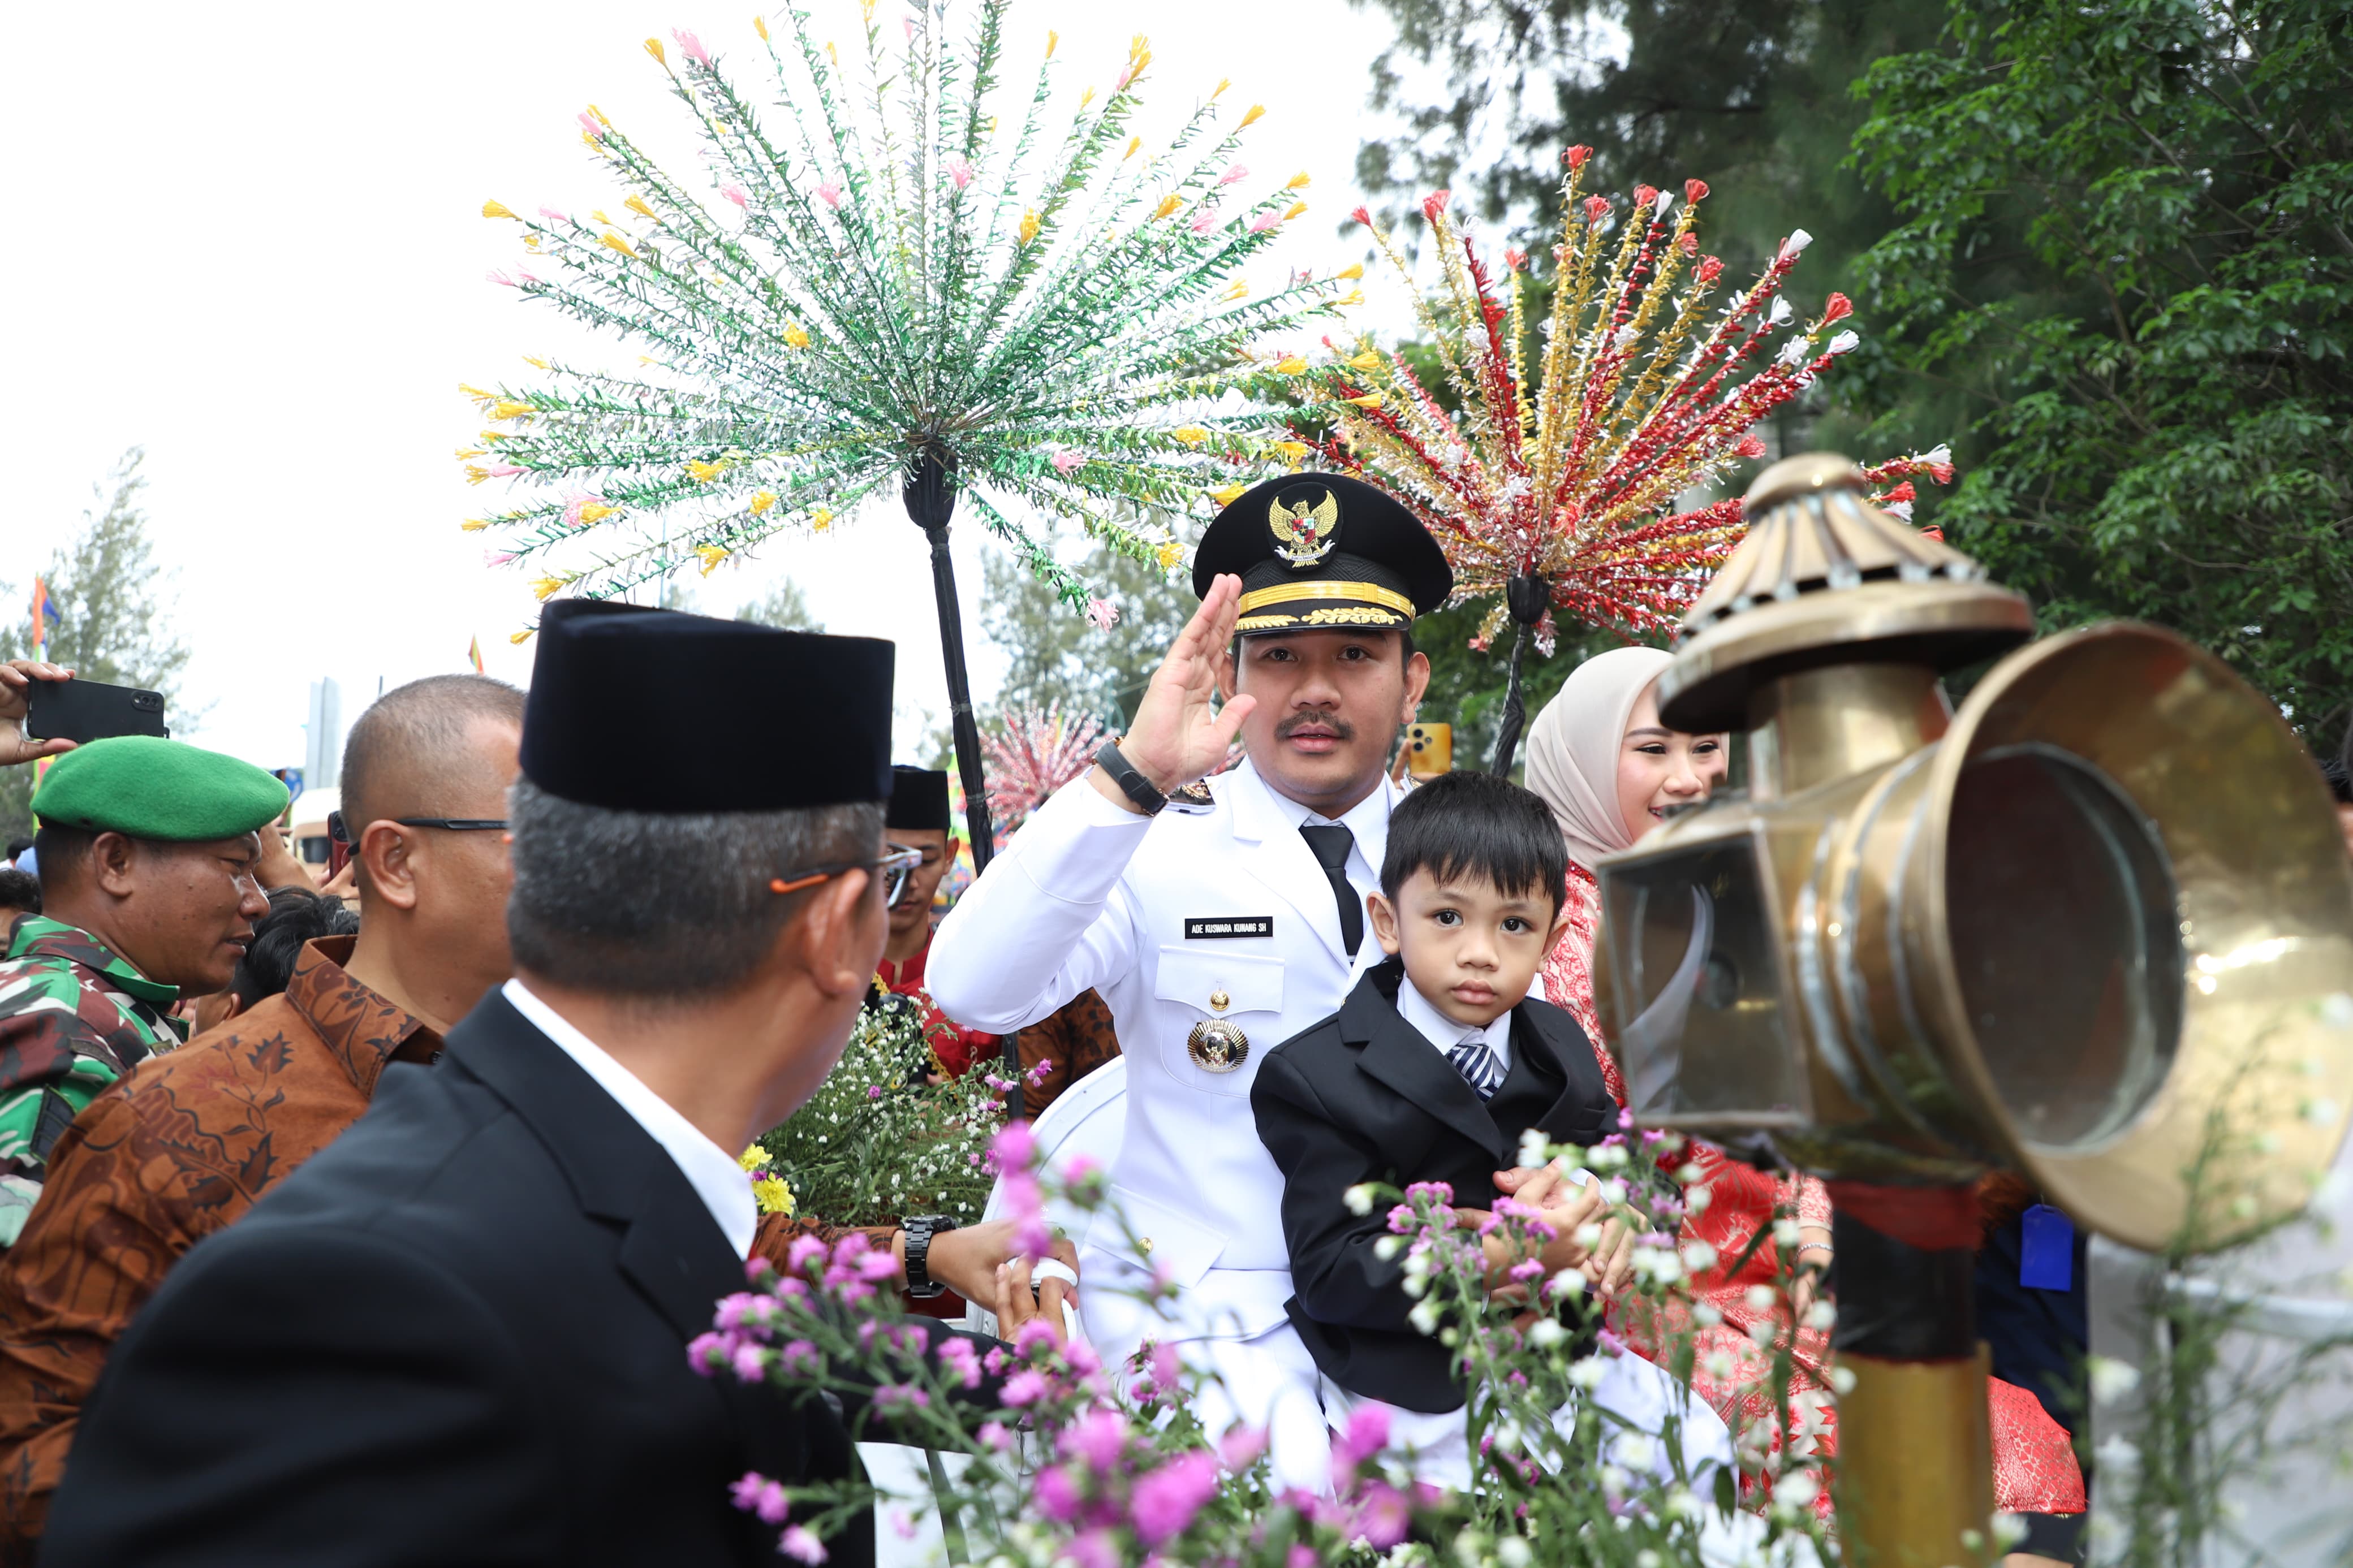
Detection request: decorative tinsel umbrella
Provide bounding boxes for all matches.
[1297,149,1951,774]
[463,5,1355,866]
[980,703,1106,840]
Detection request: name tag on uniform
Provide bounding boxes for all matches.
[1185,915,1274,940]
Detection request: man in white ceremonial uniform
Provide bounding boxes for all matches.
[931,474,1454,1492]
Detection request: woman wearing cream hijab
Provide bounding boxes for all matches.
[1520,650,2089,1544]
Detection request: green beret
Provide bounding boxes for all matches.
[30,736,290,842]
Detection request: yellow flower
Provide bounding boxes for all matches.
[783,322,810,348]
[455,447,486,460]
[738,1145,767,1173]
[625,194,657,221]
[1210,482,1249,506]
[1286,172,1311,191]
[1171,425,1210,447]
[696,544,731,576]
[582,129,604,153]
[644,36,666,64]
[1222,279,1249,301]
[523,234,541,250]
[1337,289,1365,306]
[460,382,493,400]
[1283,201,1307,221]
[1045,29,1058,57]
[460,518,491,532]
[490,399,535,420]
[1152,194,1180,221]
[1019,209,1041,244]
[1270,440,1311,461]
[686,459,730,482]
[1156,540,1184,570]
[1079,87,1095,109]
[810,508,834,531]
[463,465,492,485]
[1124,136,1141,161]
[751,1175,795,1217]
[1347,349,1384,371]
[577,504,617,524]
[482,200,518,220]
[1239,104,1265,128]
[753,15,769,41]
[530,576,566,601]
[510,628,535,645]
[601,232,638,258]
[481,430,507,442]
[749,490,778,516]
[1337,263,1365,281]
[593,209,612,224]
[1345,393,1384,409]
[588,103,611,126]
[1274,356,1308,375]
[523,355,550,369]
[1212,77,1230,98]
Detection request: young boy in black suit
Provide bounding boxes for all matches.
[1252,770,1731,1489]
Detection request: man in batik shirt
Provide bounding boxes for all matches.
[0,735,287,1245]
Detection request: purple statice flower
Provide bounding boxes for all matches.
[867,1085,884,1100]
[1013,1318,1062,1359]
[872,1385,930,1413]
[779,1524,829,1563]
[1286,1547,1317,1568]
[977,1419,1016,1453]
[1386,1204,1417,1235]
[730,1342,769,1383]
[1218,1423,1269,1472]
[1025,1055,1056,1086]
[1403,1180,1456,1206]
[786,1234,829,1276]
[1060,1408,1130,1474]
[1330,1403,1392,1488]
[1348,1481,1412,1549]
[730,1471,791,1524]
[1130,1450,1221,1546]
[992,1120,1038,1171]
[687,1332,726,1376]
[1001,1369,1051,1407]
[1063,1530,1118,1568]
[778,1340,818,1375]
[1034,1463,1085,1522]
[982,1346,1010,1376]
[1509,1258,1545,1284]
[937,1336,983,1389]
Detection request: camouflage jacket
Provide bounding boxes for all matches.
[0,918,183,1246]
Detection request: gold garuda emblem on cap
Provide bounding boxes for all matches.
[1268,490,1339,569]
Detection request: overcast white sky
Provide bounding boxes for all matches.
[1,0,1433,773]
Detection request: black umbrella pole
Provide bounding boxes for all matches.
[1488,619,1533,777]
[924,524,996,878]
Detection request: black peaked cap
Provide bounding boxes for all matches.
[522,599,894,813]
[1193,472,1453,636]
[886,766,953,832]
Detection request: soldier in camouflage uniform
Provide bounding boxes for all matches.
[0,731,286,1245]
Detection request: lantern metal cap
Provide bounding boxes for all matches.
[1657,454,2033,734]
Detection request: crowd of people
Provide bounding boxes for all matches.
[0,471,2346,1568]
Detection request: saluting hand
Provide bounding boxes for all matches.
[1093,573,1256,810]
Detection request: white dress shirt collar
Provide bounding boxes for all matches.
[503,979,758,1259]
[1395,972,1513,1073]
[1251,763,1396,885]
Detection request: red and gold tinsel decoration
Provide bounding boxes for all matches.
[1304,152,1954,652]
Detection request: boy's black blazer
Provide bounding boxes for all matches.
[44,990,892,1568]
[1250,958,1618,1414]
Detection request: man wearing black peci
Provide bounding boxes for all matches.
[45,601,1065,1568]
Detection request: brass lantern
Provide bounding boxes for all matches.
[1591,453,2353,1566]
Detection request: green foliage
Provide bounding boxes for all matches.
[466,5,1350,621]
[0,450,193,843]
[1850,0,2353,739]
[982,539,1193,727]
[734,578,822,632]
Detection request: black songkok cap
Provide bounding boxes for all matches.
[1192,472,1453,636]
[522,599,894,813]
[886,766,952,832]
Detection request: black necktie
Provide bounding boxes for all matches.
[1299,823,1364,956]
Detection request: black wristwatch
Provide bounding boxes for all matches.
[902,1215,959,1298]
[1095,738,1169,816]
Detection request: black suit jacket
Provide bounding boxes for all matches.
[1250,959,1618,1414]
[43,990,869,1568]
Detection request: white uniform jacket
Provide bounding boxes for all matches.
[929,759,1397,1353]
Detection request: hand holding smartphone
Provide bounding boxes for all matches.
[0,663,170,768]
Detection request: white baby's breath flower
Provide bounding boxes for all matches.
[1674,1163,1704,1186]
[1684,1183,1712,1212]
[1777,1471,1818,1510]
[1748,1319,1779,1347]
[1374,1235,1404,1262]
[1408,1297,1442,1336]
[1567,1355,1609,1390]
[1691,1302,1722,1327]
[1528,1316,1568,1349]
[2088,1355,2142,1405]
[1575,1223,1605,1250]
[1591,1143,1629,1171]
[1680,1241,1720,1273]
[1636,1552,1662,1568]
[1991,1512,2028,1549]
[1704,1351,1738,1381]
[1550,1268,1587,1297]
[1518,1127,1552,1169]
[1615,1433,1656,1470]
[1497,1540,1532,1568]
[1828,1365,1857,1395]
[1599,1463,1630,1495]
[1344,1183,1377,1215]
[1745,1284,1777,1311]
[1773,1218,1803,1247]
[1807,1300,1837,1331]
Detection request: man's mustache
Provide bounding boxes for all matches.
[1276,713,1355,741]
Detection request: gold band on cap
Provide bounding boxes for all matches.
[1236,580,1416,619]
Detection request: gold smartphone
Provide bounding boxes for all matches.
[1406,722,1452,775]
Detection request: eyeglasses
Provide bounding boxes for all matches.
[327,811,508,844]
[769,846,926,906]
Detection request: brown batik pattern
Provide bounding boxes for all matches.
[0,936,437,1559]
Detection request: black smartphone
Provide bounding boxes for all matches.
[25,678,170,742]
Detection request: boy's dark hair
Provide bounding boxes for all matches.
[0,866,38,916]
[1380,770,1567,913]
[231,886,360,1007]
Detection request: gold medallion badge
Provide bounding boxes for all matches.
[1187,1018,1250,1073]
[1268,489,1339,569]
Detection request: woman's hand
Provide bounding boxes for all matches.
[993,1256,1076,1347]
